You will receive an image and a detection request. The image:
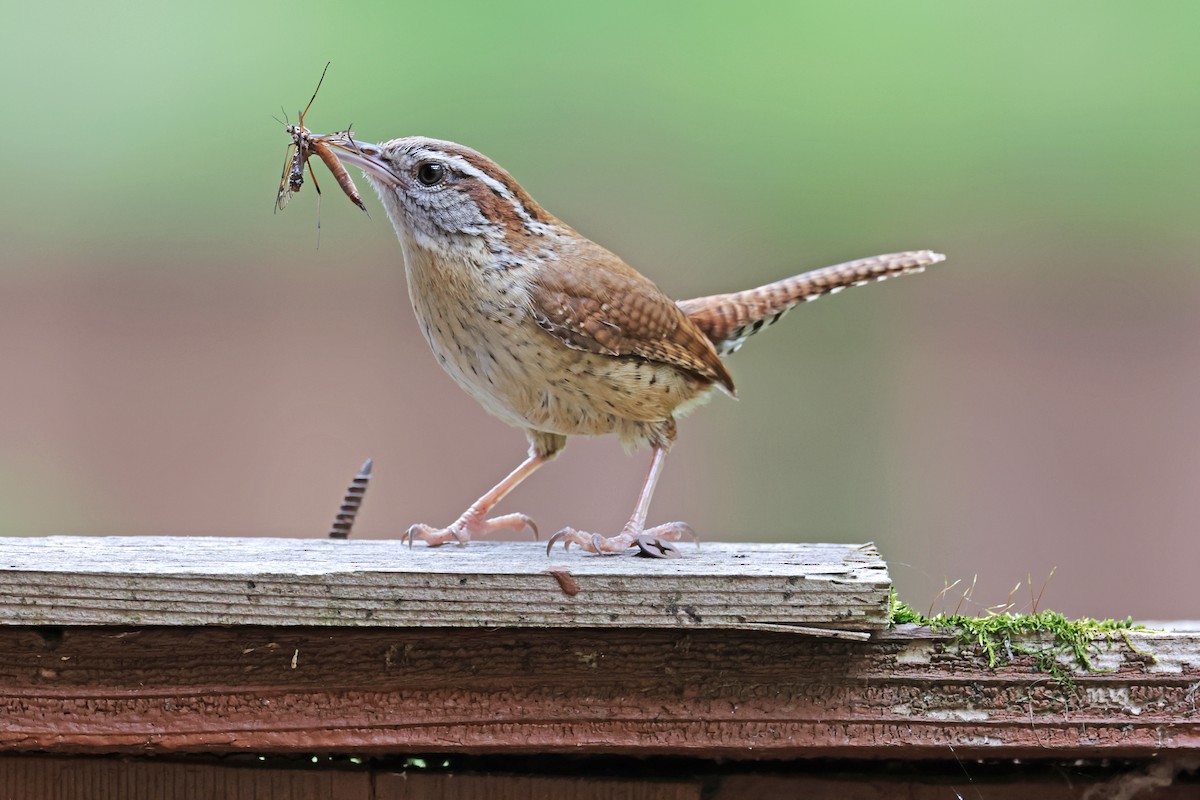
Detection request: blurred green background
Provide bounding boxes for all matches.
[1,1,1197,619]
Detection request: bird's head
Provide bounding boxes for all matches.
[321,135,558,260]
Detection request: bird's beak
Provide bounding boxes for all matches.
[312,133,401,185]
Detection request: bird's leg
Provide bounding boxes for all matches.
[404,435,563,547]
[547,443,695,559]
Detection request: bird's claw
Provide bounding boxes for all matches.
[402,512,539,548]
[402,522,464,548]
[546,522,695,558]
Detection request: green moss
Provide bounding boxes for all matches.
[889,588,1155,686]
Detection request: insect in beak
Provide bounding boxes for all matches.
[312,134,398,186]
[274,63,368,216]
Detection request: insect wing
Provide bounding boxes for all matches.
[275,142,299,212]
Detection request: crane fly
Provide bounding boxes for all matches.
[311,132,367,212]
[274,63,367,215]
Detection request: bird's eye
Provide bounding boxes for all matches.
[416,162,446,186]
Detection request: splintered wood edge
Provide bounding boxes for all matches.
[0,537,892,632]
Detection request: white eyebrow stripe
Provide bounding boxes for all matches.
[443,154,512,196]
[418,150,541,226]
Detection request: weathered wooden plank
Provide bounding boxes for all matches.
[373,772,701,800]
[0,756,371,799]
[0,538,890,632]
[0,757,1196,799]
[708,768,1200,799]
[0,624,1195,759]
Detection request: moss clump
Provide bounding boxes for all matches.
[889,588,1154,685]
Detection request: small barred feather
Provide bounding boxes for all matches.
[677,250,945,356]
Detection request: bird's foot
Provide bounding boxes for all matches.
[403,512,538,548]
[546,522,695,559]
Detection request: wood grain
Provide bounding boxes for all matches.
[0,624,1195,759]
[0,538,889,632]
[0,536,1195,763]
[0,756,1196,799]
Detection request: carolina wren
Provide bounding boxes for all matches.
[316,133,944,557]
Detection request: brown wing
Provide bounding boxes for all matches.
[528,238,735,394]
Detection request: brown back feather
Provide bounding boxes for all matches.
[528,238,736,394]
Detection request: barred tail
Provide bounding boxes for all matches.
[677,250,945,356]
